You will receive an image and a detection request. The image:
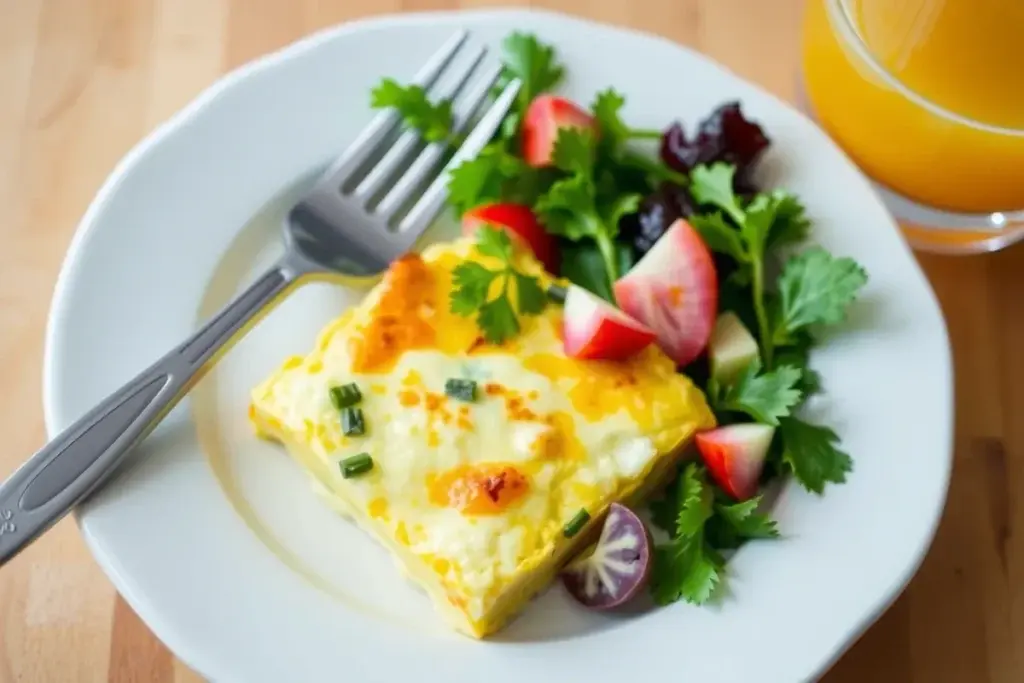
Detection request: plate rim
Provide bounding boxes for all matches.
[40,7,954,682]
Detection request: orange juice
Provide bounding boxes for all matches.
[801,0,1024,214]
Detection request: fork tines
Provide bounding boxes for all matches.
[315,31,521,240]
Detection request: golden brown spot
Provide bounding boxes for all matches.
[504,393,538,421]
[428,464,530,515]
[668,285,684,307]
[247,404,257,420]
[544,411,586,460]
[368,497,389,520]
[350,255,436,374]
[457,416,474,431]
[398,390,420,407]
[485,383,505,396]
[402,370,423,387]
[433,558,451,575]
[425,393,445,411]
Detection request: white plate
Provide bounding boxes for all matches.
[43,9,953,683]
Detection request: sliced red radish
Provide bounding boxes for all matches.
[462,203,560,274]
[563,284,656,360]
[613,218,718,367]
[695,423,775,500]
[561,503,652,609]
[521,94,595,167]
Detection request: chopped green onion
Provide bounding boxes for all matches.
[329,383,362,410]
[445,378,477,402]
[341,407,365,436]
[546,284,567,304]
[563,509,591,538]
[340,453,374,478]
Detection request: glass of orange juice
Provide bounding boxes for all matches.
[801,0,1024,253]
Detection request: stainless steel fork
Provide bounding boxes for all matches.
[0,31,521,567]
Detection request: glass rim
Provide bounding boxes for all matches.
[829,0,1024,137]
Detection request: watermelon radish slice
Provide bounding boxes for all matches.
[561,503,652,609]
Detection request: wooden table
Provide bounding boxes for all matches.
[1,0,1020,680]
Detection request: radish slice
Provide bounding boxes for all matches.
[561,503,652,609]
[696,423,776,500]
[563,285,656,360]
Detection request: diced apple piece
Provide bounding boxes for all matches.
[708,312,760,384]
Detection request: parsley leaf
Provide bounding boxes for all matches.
[706,495,779,549]
[651,538,723,606]
[766,190,812,249]
[591,88,629,154]
[774,247,868,344]
[650,464,723,606]
[370,78,453,143]
[690,163,745,225]
[778,416,853,494]
[690,212,747,262]
[497,32,564,140]
[449,228,546,344]
[446,144,542,216]
[551,128,597,175]
[715,362,803,425]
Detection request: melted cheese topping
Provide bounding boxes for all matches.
[249,237,715,638]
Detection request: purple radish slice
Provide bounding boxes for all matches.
[561,503,652,609]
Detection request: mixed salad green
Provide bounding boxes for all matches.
[368,32,868,608]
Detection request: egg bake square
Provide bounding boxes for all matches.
[249,237,715,638]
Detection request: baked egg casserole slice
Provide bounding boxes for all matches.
[249,236,715,638]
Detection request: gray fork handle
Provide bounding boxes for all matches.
[0,260,302,567]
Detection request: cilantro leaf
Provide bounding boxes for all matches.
[477,297,519,344]
[514,272,546,315]
[706,495,779,549]
[778,416,853,494]
[475,224,514,261]
[448,227,547,344]
[370,78,453,142]
[690,212,747,262]
[449,262,496,315]
[690,163,745,224]
[766,190,811,249]
[649,464,723,605]
[716,362,803,425]
[535,175,602,240]
[551,128,597,175]
[591,88,629,153]
[497,32,564,136]
[774,247,868,343]
[446,144,538,216]
[673,463,715,538]
[651,538,723,606]
[557,240,632,302]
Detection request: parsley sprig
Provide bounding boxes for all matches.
[449,227,547,344]
[650,463,778,605]
[369,79,454,143]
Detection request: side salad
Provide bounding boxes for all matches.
[369,33,867,609]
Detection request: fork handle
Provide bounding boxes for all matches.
[0,261,301,567]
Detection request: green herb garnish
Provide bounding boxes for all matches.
[369,79,453,143]
[329,383,362,410]
[449,227,547,344]
[340,453,374,479]
[563,509,591,538]
[341,407,365,437]
[444,378,478,403]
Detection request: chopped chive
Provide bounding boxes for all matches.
[445,378,477,402]
[546,284,567,304]
[329,383,362,410]
[341,407,365,436]
[563,509,591,538]
[340,453,374,478]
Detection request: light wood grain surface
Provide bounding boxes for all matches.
[0,0,1020,680]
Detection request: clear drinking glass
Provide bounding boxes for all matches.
[800,0,1024,253]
